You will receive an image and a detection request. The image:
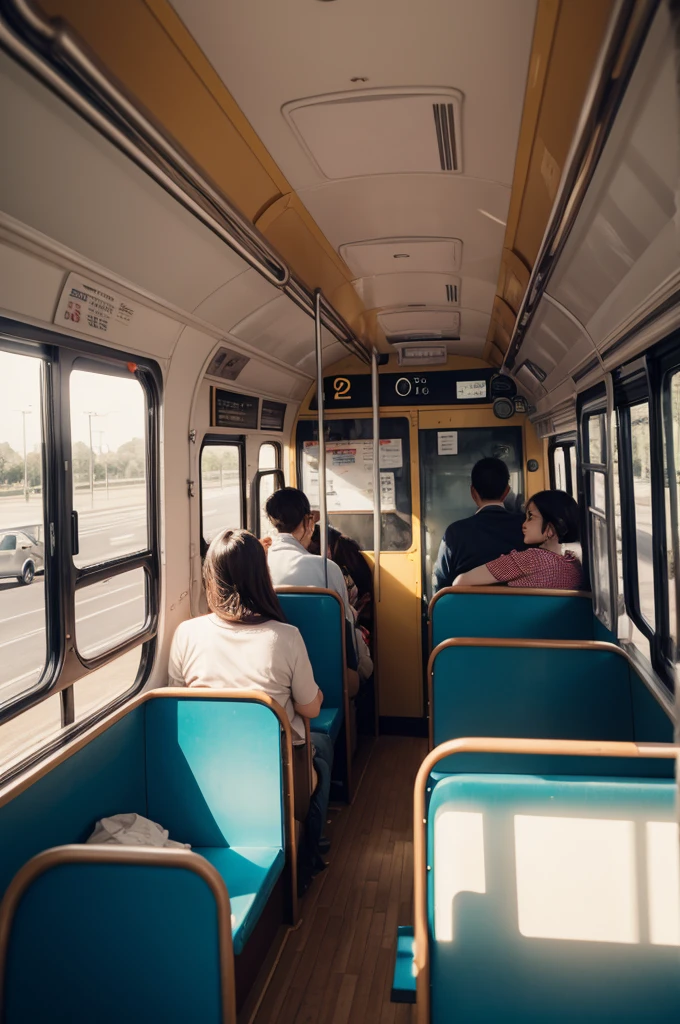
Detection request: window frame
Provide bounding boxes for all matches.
[548,433,578,496]
[578,385,616,632]
[250,468,285,536]
[0,317,161,780]
[198,434,246,555]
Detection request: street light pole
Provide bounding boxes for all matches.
[21,408,31,503]
[85,411,97,509]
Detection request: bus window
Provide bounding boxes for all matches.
[70,369,148,568]
[569,447,578,498]
[664,372,680,673]
[587,414,605,465]
[0,349,47,703]
[612,423,625,618]
[200,440,244,546]
[73,647,143,723]
[630,403,654,635]
[553,447,567,491]
[75,567,147,659]
[257,442,281,539]
[0,695,61,774]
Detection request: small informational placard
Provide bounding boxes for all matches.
[205,347,250,381]
[379,438,403,469]
[260,399,286,432]
[302,439,396,513]
[380,472,396,510]
[456,380,487,401]
[212,387,259,429]
[437,431,458,456]
[54,273,136,339]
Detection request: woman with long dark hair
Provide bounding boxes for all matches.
[452,490,584,590]
[168,529,333,876]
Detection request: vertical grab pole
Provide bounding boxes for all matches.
[314,289,328,587]
[372,348,381,602]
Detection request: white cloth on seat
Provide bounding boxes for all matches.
[86,813,190,849]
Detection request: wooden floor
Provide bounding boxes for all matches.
[252,736,426,1024]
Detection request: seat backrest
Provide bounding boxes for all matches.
[426,772,679,1023]
[430,589,596,648]
[429,641,673,775]
[145,695,285,848]
[0,708,146,897]
[276,589,345,709]
[0,849,233,1024]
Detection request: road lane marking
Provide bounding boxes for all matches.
[0,627,44,650]
[0,665,44,692]
[110,534,135,544]
[0,583,141,627]
[76,595,143,624]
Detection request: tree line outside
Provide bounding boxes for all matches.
[0,437,146,491]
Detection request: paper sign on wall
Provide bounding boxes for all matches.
[302,439,396,512]
[379,438,403,469]
[456,380,487,400]
[54,273,136,340]
[437,431,458,455]
[380,472,396,510]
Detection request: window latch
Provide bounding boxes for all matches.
[187,480,195,498]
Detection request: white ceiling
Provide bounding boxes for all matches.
[169,0,538,355]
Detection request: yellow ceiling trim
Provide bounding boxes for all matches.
[142,0,290,198]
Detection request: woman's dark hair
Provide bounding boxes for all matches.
[329,532,373,599]
[265,487,311,533]
[203,529,285,622]
[308,525,373,599]
[528,490,580,544]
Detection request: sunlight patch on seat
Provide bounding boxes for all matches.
[434,810,485,941]
[646,822,680,946]
[514,815,638,943]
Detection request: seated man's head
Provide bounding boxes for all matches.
[265,487,318,548]
[470,457,510,507]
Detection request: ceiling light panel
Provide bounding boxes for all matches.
[353,273,461,310]
[378,308,461,339]
[339,237,462,277]
[282,87,463,180]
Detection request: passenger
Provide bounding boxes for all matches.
[452,489,584,590]
[265,488,361,697]
[309,525,374,680]
[168,529,333,875]
[432,457,526,593]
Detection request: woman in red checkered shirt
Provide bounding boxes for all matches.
[452,490,584,590]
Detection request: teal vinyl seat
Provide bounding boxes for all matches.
[0,690,296,1017]
[415,741,679,1023]
[429,586,614,649]
[1,847,236,1024]
[276,587,353,798]
[429,639,673,776]
[196,846,284,953]
[394,738,680,1022]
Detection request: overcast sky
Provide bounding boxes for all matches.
[0,352,146,454]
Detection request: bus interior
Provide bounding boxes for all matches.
[0,0,678,1021]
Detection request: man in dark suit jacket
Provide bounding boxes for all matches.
[432,457,526,593]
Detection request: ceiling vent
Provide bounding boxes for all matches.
[340,238,462,277]
[520,359,548,383]
[282,88,463,179]
[445,283,458,303]
[396,342,448,366]
[205,346,250,381]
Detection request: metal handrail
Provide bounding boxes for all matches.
[0,0,371,360]
[314,290,328,588]
[371,348,381,601]
[503,0,660,373]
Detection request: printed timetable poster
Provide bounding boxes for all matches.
[302,439,400,512]
[54,273,136,341]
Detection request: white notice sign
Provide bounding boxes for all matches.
[437,431,458,455]
[54,273,136,340]
[456,380,487,400]
[379,438,403,469]
[302,439,396,513]
[380,472,396,510]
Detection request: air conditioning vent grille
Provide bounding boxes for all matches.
[445,283,458,303]
[433,103,458,171]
